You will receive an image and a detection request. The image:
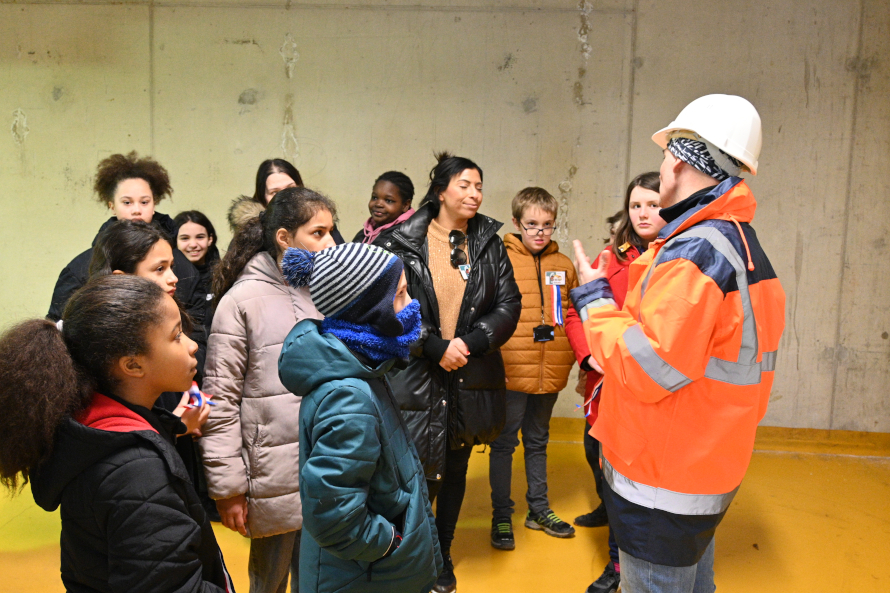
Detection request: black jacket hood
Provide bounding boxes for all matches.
[30,407,186,512]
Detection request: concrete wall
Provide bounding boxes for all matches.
[1,0,887,431]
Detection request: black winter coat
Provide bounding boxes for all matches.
[46,213,209,383]
[384,204,521,481]
[29,396,233,593]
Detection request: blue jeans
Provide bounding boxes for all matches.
[249,530,301,593]
[618,537,715,593]
[489,390,558,520]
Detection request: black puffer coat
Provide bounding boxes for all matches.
[46,213,208,382]
[29,395,233,593]
[384,204,521,481]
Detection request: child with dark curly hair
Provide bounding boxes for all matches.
[0,275,234,593]
[46,152,208,357]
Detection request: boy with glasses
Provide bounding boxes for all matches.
[489,187,583,550]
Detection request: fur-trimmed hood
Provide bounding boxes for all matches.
[227,195,265,233]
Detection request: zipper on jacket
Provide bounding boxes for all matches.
[248,426,260,478]
[535,253,546,392]
[391,235,443,335]
[453,229,500,335]
[539,341,546,392]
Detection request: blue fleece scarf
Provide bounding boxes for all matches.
[320,299,422,366]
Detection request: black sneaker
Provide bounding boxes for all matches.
[491,519,515,550]
[524,509,575,538]
[574,503,609,528]
[586,561,620,593]
[432,553,456,593]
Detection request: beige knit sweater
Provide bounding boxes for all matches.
[427,218,469,340]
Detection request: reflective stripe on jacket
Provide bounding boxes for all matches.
[570,177,785,565]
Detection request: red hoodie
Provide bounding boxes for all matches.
[76,393,158,434]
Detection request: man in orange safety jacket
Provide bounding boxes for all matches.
[571,95,785,593]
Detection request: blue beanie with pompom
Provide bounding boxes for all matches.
[282,243,405,337]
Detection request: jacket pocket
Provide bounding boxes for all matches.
[368,485,436,585]
[449,387,506,448]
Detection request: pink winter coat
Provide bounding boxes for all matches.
[199,252,322,537]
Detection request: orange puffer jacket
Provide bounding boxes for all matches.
[501,234,581,394]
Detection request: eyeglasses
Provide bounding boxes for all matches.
[519,222,555,236]
[449,230,467,268]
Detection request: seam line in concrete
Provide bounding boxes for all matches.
[621,0,638,188]
[149,0,155,154]
[828,0,865,430]
[1,1,631,14]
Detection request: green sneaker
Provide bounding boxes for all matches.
[524,509,575,538]
[491,519,515,550]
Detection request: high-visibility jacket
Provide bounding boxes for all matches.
[570,177,785,566]
[565,244,644,427]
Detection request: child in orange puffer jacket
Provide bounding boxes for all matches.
[488,187,582,551]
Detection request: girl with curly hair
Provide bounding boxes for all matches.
[47,151,209,367]
[0,275,234,593]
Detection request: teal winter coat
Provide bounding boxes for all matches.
[278,319,442,593]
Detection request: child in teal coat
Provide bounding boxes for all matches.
[278,242,442,593]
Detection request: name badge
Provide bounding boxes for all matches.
[458,264,471,280]
[544,271,565,286]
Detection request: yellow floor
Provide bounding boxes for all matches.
[2,422,889,592]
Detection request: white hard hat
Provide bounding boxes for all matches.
[652,94,762,175]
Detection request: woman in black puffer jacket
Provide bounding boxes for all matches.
[384,152,520,593]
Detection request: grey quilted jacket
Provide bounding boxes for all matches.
[199,251,321,537]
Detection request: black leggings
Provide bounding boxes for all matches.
[585,428,619,565]
[427,445,474,555]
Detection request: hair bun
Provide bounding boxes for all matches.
[281,248,316,287]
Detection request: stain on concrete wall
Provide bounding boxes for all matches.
[281,93,299,163]
[238,88,261,114]
[279,33,299,79]
[574,0,593,106]
[497,53,516,72]
[555,165,577,246]
[10,109,29,146]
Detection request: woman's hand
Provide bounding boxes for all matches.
[573,240,610,286]
[586,356,604,374]
[173,392,211,437]
[216,494,249,536]
[439,338,469,371]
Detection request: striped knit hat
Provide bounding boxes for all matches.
[281,243,406,337]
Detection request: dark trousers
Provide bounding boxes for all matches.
[489,390,559,519]
[584,427,619,566]
[427,444,474,556]
[248,530,301,593]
